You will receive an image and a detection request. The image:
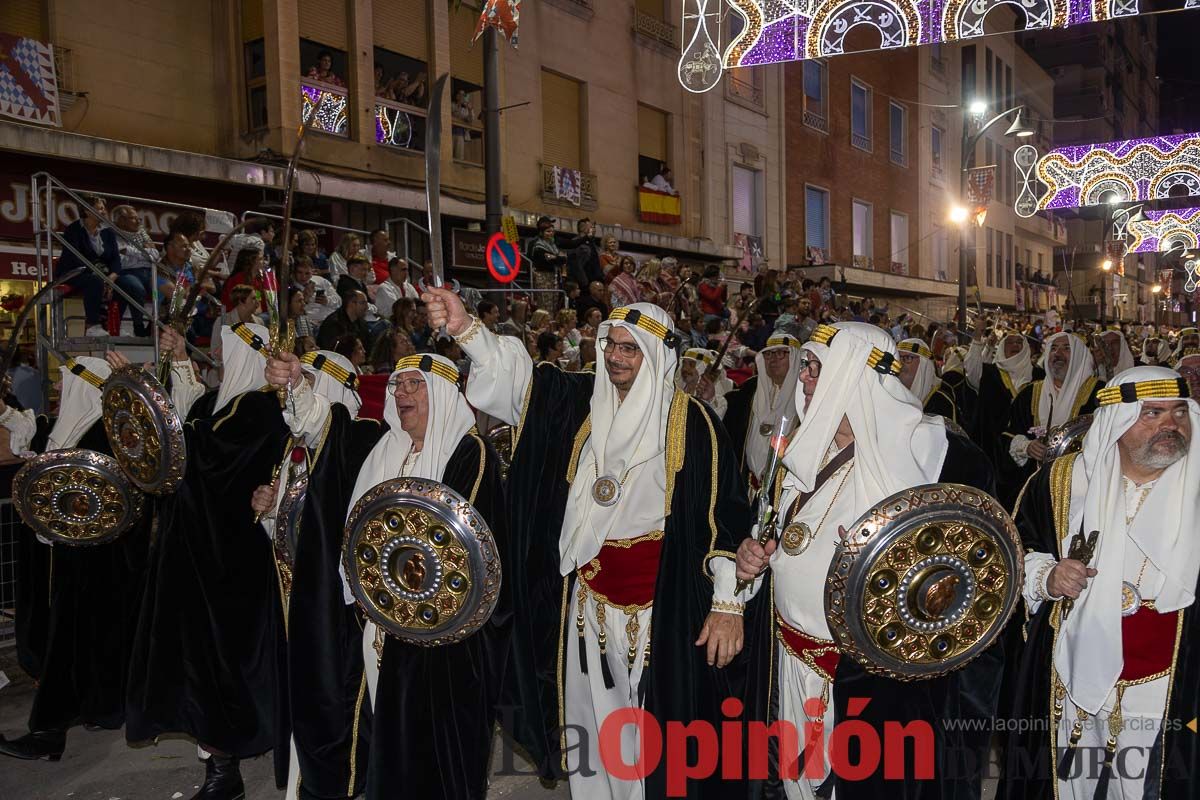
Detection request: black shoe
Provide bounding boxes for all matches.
[188,755,245,800]
[0,730,66,761]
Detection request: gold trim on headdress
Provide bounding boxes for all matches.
[230,322,268,356]
[809,325,838,346]
[64,358,105,389]
[607,307,672,342]
[764,335,803,351]
[301,351,359,391]
[1096,378,1190,407]
[394,354,460,386]
[897,341,932,360]
[866,347,903,376]
[683,348,716,366]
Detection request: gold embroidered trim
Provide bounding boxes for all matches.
[712,600,745,615]
[557,577,570,772]
[664,391,689,515]
[467,428,485,505]
[775,615,839,684]
[898,340,932,359]
[346,671,368,795]
[511,365,538,454]
[608,306,671,340]
[578,531,665,614]
[453,316,484,346]
[301,351,359,391]
[1096,377,1190,406]
[394,354,460,385]
[566,416,592,485]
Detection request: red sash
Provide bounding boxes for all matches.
[1120,605,1179,682]
[776,614,841,681]
[579,532,663,609]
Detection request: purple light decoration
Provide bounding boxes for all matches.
[1127,207,1200,254]
[1036,131,1200,211]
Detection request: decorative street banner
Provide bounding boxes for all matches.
[688,0,1198,86]
[966,166,995,227]
[1127,208,1200,254]
[1017,132,1200,215]
[473,0,521,48]
[551,166,582,206]
[0,34,61,127]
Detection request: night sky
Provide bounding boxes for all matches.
[1157,6,1200,134]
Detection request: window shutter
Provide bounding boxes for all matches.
[1,0,48,40]
[449,4,483,85]
[542,71,581,169]
[241,0,263,41]
[638,105,668,161]
[890,213,908,266]
[373,0,427,60]
[805,188,827,251]
[299,0,348,50]
[733,166,756,236]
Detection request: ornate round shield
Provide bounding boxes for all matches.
[1045,414,1093,461]
[343,477,501,647]
[101,366,186,494]
[13,449,144,546]
[825,483,1023,681]
[275,473,307,567]
[486,424,514,481]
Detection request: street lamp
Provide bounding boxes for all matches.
[1100,258,1113,327]
[957,104,1036,336]
[1152,283,1163,327]
[948,205,970,225]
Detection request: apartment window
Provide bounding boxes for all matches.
[851,79,872,151]
[733,165,762,238]
[803,60,829,132]
[986,227,994,287]
[1025,248,1033,279]
[1038,252,1044,274]
[853,200,873,265]
[1005,64,1013,111]
[931,125,944,176]
[933,226,949,281]
[889,102,907,166]
[805,185,830,255]
[961,45,976,106]
[638,104,669,186]
[1006,232,1014,289]
[890,211,909,274]
[542,70,583,169]
[243,38,268,130]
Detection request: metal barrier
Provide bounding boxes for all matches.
[0,499,19,649]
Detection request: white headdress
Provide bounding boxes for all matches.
[301,350,362,417]
[898,337,939,406]
[47,356,112,451]
[745,333,803,477]
[215,322,269,414]
[1038,331,1096,429]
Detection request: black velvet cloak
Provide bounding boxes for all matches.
[999,377,1102,511]
[15,418,150,733]
[8,418,51,680]
[748,430,1002,800]
[497,363,767,799]
[997,457,1200,800]
[723,375,757,477]
[923,387,958,424]
[126,389,290,765]
[971,363,1044,509]
[286,403,510,800]
[939,369,977,435]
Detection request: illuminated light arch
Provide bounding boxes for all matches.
[1093,0,1140,21]
[1127,208,1200,254]
[807,0,922,58]
[1082,174,1137,206]
[722,0,771,69]
[945,0,1060,42]
[1150,167,1200,200]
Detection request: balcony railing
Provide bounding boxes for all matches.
[540,164,598,211]
[453,121,485,166]
[375,97,426,152]
[803,109,829,133]
[633,8,678,50]
[301,78,350,138]
[851,132,872,152]
[727,74,763,107]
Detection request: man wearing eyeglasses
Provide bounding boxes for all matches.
[730,322,1000,799]
[262,348,509,800]
[422,287,759,800]
[723,333,805,489]
[1176,348,1200,399]
[896,338,958,423]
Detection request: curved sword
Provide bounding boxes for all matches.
[425,74,450,289]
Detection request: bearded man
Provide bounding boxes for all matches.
[676,347,734,418]
[1168,327,1199,364]
[1176,348,1200,400]
[1140,336,1165,366]
[723,333,804,486]
[732,322,1000,799]
[251,350,368,800]
[424,288,759,800]
[1098,328,1136,381]
[126,322,290,800]
[965,321,1042,482]
[263,349,508,800]
[999,366,1200,799]
[1003,331,1104,507]
[897,337,958,422]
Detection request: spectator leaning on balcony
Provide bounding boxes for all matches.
[452,89,477,160]
[644,164,677,195]
[58,195,122,338]
[306,49,345,88]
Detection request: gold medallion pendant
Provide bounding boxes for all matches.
[1120,581,1142,617]
[781,522,813,556]
[759,423,773,436]
[592,476,621,507]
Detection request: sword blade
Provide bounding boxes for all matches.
[425,73,450,288]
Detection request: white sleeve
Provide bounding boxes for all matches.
[322,278,342,313]
[459,321,533,426]
[170,360,205,420]
[707,555,763,614]
[965,341,985,390]
[1023,551,1060,613]
[283,377,332,442]
[0,406,38,456]
[1009,434,1031,467]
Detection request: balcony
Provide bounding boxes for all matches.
[300,78,349,138]
[803,110,829,133]
[633,8,678,52]
[851,132,872,152]
[540,164,598,211]
[726,74,763,108]
[453,121,485,167]
[375,97,426,153]
[637,186,681,225]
